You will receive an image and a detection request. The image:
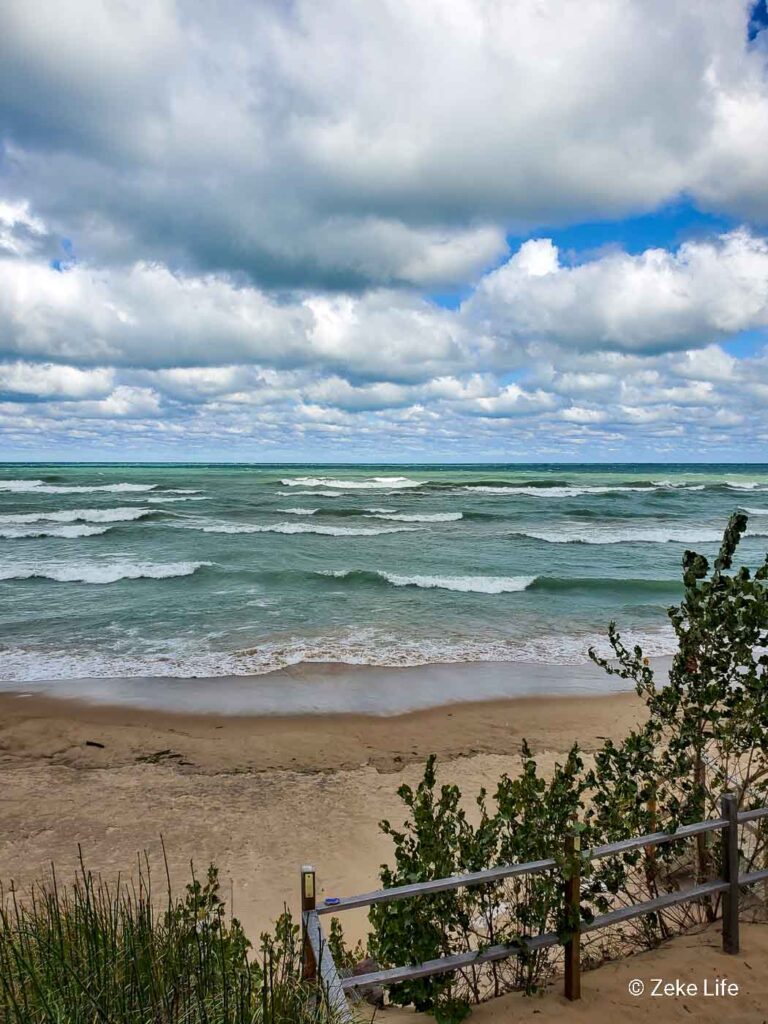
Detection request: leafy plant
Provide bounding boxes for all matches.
[589,510,768,907]
[363,513,768,1014]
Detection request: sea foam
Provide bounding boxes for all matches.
[0,507,154,524]
[0,560,210,584]
[191,521,419,536]
[380,573,535,593]
[367,512,463,522]
[466,485,659,497]
[513,525,764,544]
[0,480,157,494]
[0,524,112,540]
[280,476,422,490]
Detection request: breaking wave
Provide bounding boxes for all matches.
[0,507,154,524]
[0,560,211,584]
[511,525,768,545]
[0,525,112,540]
[0,479,158,494]
[366,511,463,522]
[377,572,533,593]
[189,520,419,536]
[280,476,423,490]
[0,625,679,682]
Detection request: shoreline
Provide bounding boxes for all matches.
[0,654,667,717]
[0,686,646,942]
[0,686,645,774]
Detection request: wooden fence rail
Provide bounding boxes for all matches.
[302,798,768,1022]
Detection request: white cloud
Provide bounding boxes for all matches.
[2,1,768,458]
[1,1,767,287]
[0,361,113,399]
[466,231,768,354]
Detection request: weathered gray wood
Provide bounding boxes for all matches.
[582,879,728,933]
[316,857,557,915]
[341,931,559,991]
[738,867,768,885]
[321,819,734,918]
[304,910,353,1022]
[308,799,768,1000]
[589,817,729,862]
[721,792,740,954]
[737,807,768,823]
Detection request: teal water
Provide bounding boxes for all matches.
[1,464,767,693]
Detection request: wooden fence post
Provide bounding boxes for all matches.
[721,793,740,954]
[301,864,317,982]
[564,829,581,1001]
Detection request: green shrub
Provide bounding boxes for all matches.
[363,512,768,1017]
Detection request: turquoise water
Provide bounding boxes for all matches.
[1,464,767,690]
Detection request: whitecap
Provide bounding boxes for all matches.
[0,560,211,584]
[190,521,419,537]
[146,495,209,503]
[380,573,535,593]
[280,476,422,490]
[281,508,319,515]
[465,485,653,497]
[275,490,344,497]
[514,525,767,545]
[367,512,463,522]
[0,507,153,524]
[0,479,157,494]
[0,524,111,540]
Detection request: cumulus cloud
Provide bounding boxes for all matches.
[1,0,768,458]
[1,1,768,288]
[465,231,768,354]
[0,361,113,400]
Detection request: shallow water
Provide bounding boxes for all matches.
[0,463,766,692]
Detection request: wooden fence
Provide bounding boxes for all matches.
[300,794,768,1022]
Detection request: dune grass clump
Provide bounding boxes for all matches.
[0,850,340,1024]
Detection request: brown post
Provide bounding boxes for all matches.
[721,793,740,954]
[564,829,581,1001]
[301,864,317,981]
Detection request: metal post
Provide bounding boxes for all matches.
[301,864,317,981]
[564,830,581,1001]
[721,793,740,954]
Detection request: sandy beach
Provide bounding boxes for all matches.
[0,676,645,944]
[4,669,768,1021]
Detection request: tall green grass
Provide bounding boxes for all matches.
[0,848,345,1023]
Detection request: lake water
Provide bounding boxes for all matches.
[1,463,767,699]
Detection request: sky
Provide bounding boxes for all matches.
[1,2,768,463]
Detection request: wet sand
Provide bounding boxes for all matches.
[0,682,644,943]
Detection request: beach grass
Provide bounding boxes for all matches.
[0,847,343,1024]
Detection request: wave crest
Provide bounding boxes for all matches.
[0,480,157,494]
[191,520,419,536]
[0,560,211,584]
[366,511,463,522]
[0,506,154,525]
[511,525,768,545]
[280,476,422,490]
[0,524,111,540]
